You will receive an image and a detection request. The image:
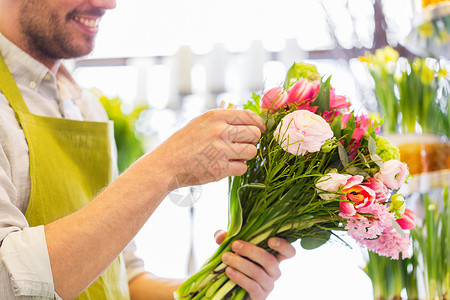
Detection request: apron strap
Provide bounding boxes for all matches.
[0,53,30,114]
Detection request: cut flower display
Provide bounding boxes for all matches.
[174,62,414,300]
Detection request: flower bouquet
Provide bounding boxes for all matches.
[174,62,414,300]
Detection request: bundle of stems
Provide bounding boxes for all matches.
[174,107,347,299]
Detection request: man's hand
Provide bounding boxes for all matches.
[154,109,265,189]
[214,230,296,300]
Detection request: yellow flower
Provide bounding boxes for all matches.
[358,56,370,65]
[438,67,448,79]
[421,64,435,84]
[418,22,434,38]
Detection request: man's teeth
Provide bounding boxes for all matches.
[73,16,99,28]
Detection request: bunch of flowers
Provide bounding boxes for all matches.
[174,62,415,300]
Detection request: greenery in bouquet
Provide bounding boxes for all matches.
[360,46,449,136]
[174,63,415,300]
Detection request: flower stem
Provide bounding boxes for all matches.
[211,281,237,300]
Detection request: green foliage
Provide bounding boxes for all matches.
[283,62,321,90]
[243,92,262,115]
[300,231,331,250]
[91,88,147,173]
[375,136,400,161]
[312,76,331,115]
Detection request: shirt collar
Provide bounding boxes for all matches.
[0,33,81,101]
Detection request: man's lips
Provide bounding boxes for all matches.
[72,15,101,33]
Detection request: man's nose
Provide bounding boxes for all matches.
[89,0,117,10]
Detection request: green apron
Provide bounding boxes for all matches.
[0,54,130,300]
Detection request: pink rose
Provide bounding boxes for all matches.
[396,208,416,230]
[375,160,409,190]
[363,177,389,203]
[275,110,334,156]
[261,87,289,113]
[287,79,320,111]
[316,172,352,200]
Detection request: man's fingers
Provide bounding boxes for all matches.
[214,230,227,245]
[222,252,273,294]
[220,125,262,144]
[230,241,281,280]
[221,109,266,133]
[268,237,296,262]
[226,143,258,161]
[225,267,267,300]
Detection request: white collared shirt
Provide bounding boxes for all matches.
[0,33,146,299]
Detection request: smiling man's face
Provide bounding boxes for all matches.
[17,0,116,60]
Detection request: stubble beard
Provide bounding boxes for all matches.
[18,2,95,61]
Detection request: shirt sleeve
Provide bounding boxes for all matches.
[0,143,60,299]
[123,241,147,282]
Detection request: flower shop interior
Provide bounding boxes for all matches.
[72,0,450,299]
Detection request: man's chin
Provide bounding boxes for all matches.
[61,42,96,60]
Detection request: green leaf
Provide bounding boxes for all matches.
[243,93,262,115]
[227,176,243,238]
[283,62,321,90]
[368,135,377,156]
[342,114,355,146]
[358,151,371,169]
[278,186,302,205]
[338,145,349,167]
[331,114,343,139]
[370,153,384,168]
[300,230,331,250]
[312,76,331,114]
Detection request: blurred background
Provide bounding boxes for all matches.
[70,0,450,299]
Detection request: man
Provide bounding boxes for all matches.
[0,0,296,299]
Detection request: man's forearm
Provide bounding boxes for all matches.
[45,150,172,299]
[128,272,183,300]
[44,109,265,299]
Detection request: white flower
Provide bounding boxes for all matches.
[316,172,352,200]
